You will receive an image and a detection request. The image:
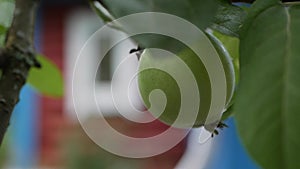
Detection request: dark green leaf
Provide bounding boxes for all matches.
[210,0,247,37]
[102,0,219,30]
[0,25,5,34]
[235,3,300,169]
[240,0,280,37]
[99,0,219,51]
[0,25,5,46]
[28,55,63,97]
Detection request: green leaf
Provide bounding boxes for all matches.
[221,103,233,121]
[88,0,124,31]
[213,31,240,83]
[28,54,63,97]
[235,3,300,169]
[0,0,15,46]
[0,25,5,46]
[88,0,115,23]
[0,25,5,34]
[210,0,247,37]
[99,0,219,51]
[240,0,280,37]
[102,0,219,30]
[0,0,14,27]
[210,30,239,120]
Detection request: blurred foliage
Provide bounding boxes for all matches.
[0,0,15,46]
[27,54,64,97]
[0,133,9,167]
[62,121,141,169]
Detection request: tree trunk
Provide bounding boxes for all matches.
[0,0,40,146]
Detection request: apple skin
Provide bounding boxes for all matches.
[137,33,235,128]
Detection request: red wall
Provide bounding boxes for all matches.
[39,5,67,166]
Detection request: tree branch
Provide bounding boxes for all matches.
[0,0,40,146]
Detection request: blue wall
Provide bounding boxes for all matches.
[7,6,42,167]
[206,118,261,169]
[9,85,39,168]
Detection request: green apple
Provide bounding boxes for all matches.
[137,33,235,128]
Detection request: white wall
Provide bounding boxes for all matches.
[64,8,143,121]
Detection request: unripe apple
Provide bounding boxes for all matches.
[138,33,235,128]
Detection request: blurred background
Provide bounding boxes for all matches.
[0,0,260,169]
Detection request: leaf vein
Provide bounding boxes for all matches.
[281,6,292,168]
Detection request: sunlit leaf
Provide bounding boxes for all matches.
[213,31,240,82]
[28,54,63,97]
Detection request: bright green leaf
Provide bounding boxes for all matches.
[235,3,300,169]
[211,30,239,120]
[213,31,240,82]
[28,54,63,97]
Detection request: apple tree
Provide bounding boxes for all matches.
[0,0,299,169]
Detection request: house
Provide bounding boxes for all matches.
[38,0,186,168]
[3,1,259,169]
